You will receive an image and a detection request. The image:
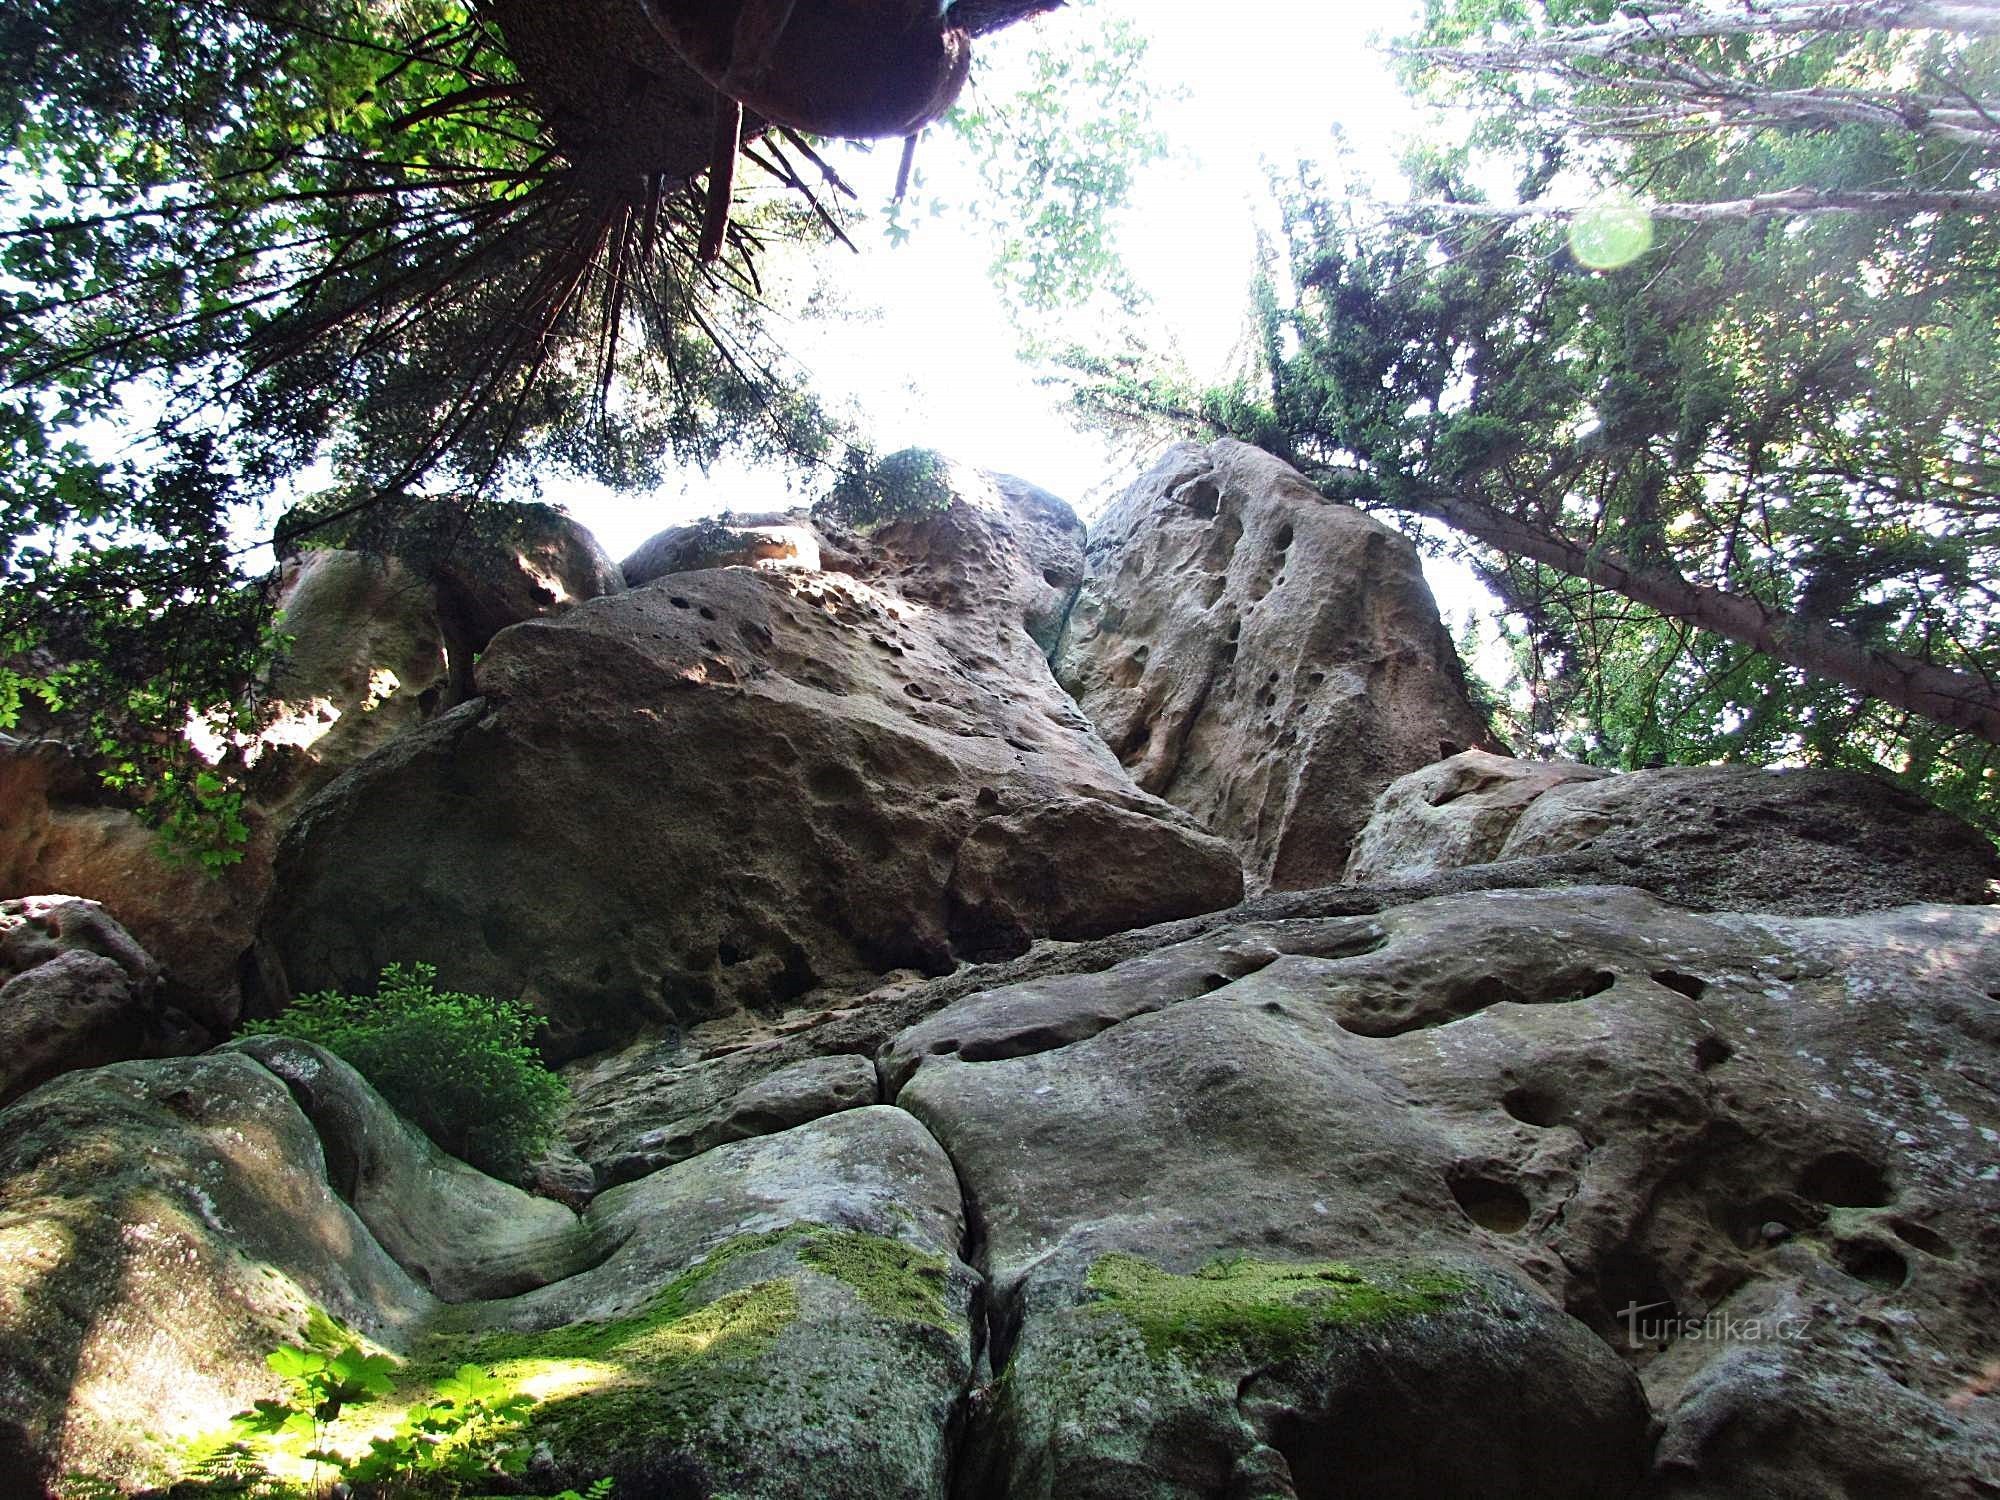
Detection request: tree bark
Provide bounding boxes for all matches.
[1409,0,2000,65]
[1400,186,2000,219]
[1389,486,2000,745]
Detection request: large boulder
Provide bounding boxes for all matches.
[1346,750,1999,914]
[1342,749,1614,884]
[0,898,178,1108]
[252,466,1243,1059]
[0,1051,440,1489]
[8,882,2000,1497]
[1057,439,1495,892]
[622,511,822,585]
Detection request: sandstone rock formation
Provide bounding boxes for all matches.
[1347,749,2000,914]
[0,505,622,1027]
[1058,439,1496,892]
[0,897,177,1108]
[5,451,1998,1500]
[8,882,1996,1497]
[251,467,1242,1058]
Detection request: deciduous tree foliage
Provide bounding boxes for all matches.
[1075,0,2000,833]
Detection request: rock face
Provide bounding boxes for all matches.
[12,883,1996,1497]
[252,468,1243,1058]
[0,1047,974,1499]
[0,505,623,1027]
[0,898,177,1108]
[7,450,1999,1499]
[1347,749,2000,914]
[1058,439,1495,892]
[1342,749,1614,884]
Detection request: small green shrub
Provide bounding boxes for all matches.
[812,445,955,530]
[241,963,566,1180]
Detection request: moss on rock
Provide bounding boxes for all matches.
[1081,1252,1470,1367]
[400,1222,960,1475]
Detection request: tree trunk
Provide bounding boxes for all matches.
[1397,488,2000,746]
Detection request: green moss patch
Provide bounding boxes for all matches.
[398,1223,957,1463]
[797,1229,954,1330]
[1082,1252,1470,1367]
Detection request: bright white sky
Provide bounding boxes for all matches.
[556,0,1440,561]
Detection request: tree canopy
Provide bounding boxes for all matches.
[1073,0,2000,834]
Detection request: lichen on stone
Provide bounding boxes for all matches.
[1081,1252,1470,1366]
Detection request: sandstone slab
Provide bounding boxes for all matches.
[889,887,2000,1498]
[1347,750,2000,914]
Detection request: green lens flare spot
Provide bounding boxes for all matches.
[1568,201,1654,269]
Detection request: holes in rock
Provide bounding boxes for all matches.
[1717,1193,1816,1251]
[1175,477,1221,517]
[1834,1238,1909,1291]
[1653,971,1709,1001]
[717,942,747,967]
[1448,968,1613,1015]
[1889,1219,1954,1259]
[1693,1035,1733,1071]
[1590,1251,1678,1352]
[698,605,718,621]
[1798,1150,1893,1208]
[1107,646,1150,689]
[1200,972,1236,993]
[1273,522,1295,552]
[1446,1171,1531,1234]
[1042,567,1072,588]
[1501,1086,1565,1128]
[669,596,690,609]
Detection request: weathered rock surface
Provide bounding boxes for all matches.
[1347,749,2000,914]
[0,744,262,1030]
[7,880,1999,1497]
[0,1051,438,1486]
[0,1054,975,1499]
[0,506,622,1032]
[886,887,2000,1497]
[1058,439,1495,892]
[1342,748,1614,884]
[224,1036,598,1301]
[592,1051,881,1187]
[0,898,180,1108]
[252,469,1243,1058]
[622,511,823,585]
